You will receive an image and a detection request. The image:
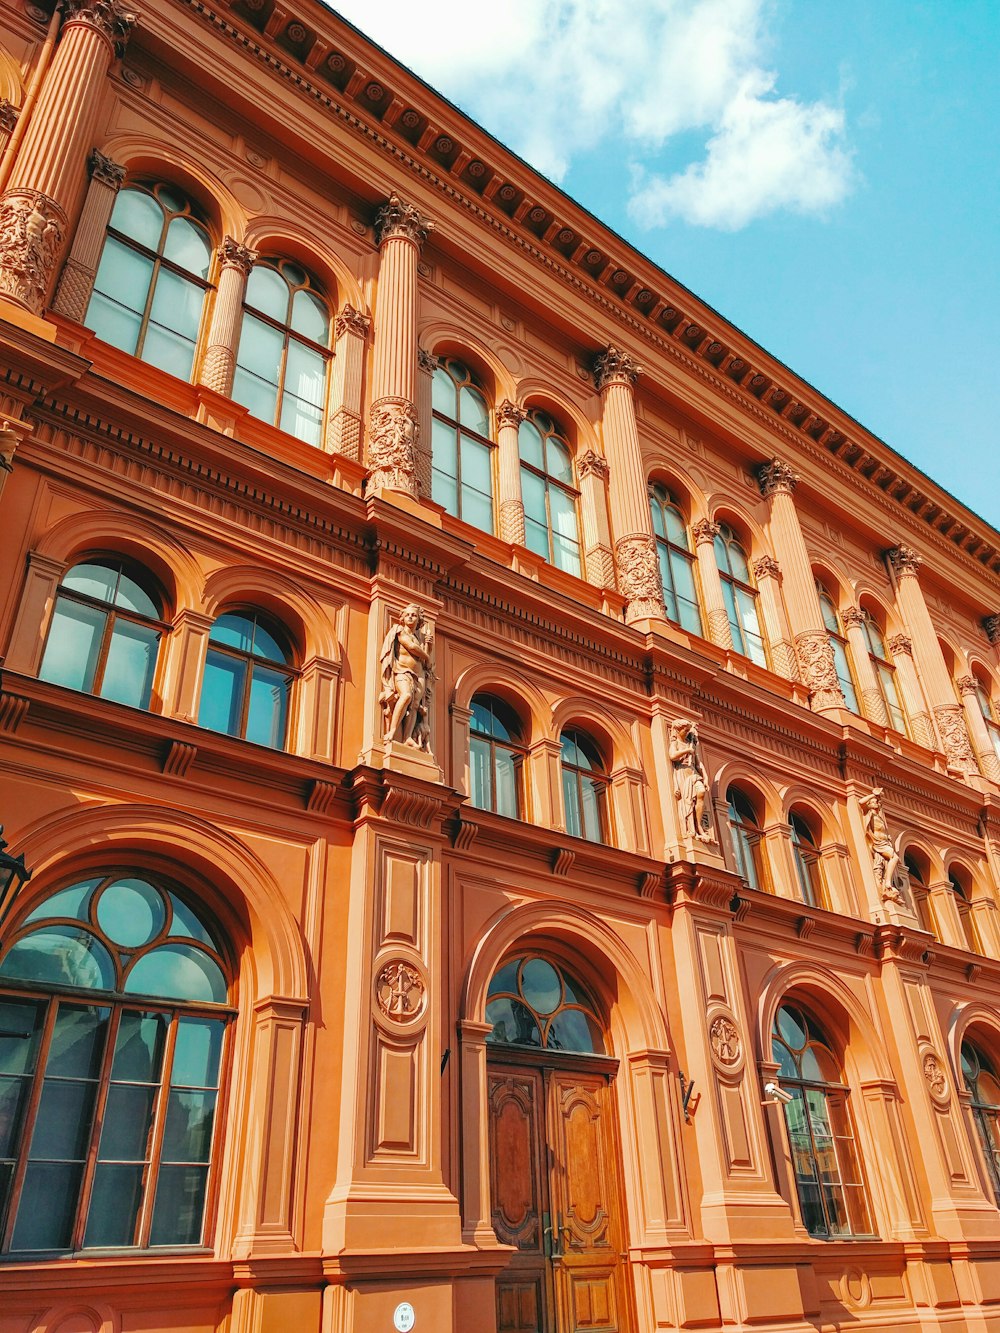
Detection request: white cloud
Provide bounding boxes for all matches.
[329,0,853,231]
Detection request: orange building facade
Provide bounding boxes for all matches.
[2,3,1000,1332]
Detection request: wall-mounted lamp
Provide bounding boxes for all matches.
[678,1071,697,1122]
[0,825,32,927]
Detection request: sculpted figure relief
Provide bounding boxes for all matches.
[669,719,715,843]
[860,788,901,901]
[379,604,434,752]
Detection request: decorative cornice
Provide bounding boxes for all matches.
[691,518,719,547]
[374,191,432,248]
[593,344,643,391]
[337,303,372,341]
[577,448,610,481]
[496,398,525,429]
[216,235,257,275]
[756,457,799,497]
[87,148,125,190]
[887,544,922,579]
[63,0,137,57]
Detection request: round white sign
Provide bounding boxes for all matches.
[393,1303,415,1332]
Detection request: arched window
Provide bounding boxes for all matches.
[973,674,1000,763]
[860,610,908,735]
[232,258,331,447]
[560,729,608,844]
[485,955,604,1054]
[961,1042,1000,1206]
[714,524,766,667]
[469,695,524,819]
[86,183,212,381]
[727,787,765,892]
[789,812,825,909]
[39,559,163,710]
[905,852,934,935]
[0,873,231,1253]
[816,582,859,712]
[772,1002,874,1238]
[949,868,980,954]
[518,410,581,577]
[431,359,494,532]
[649,484,702,634]
[198,611,293,748]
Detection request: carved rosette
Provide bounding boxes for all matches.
[708,1011,743,1073]
[375,960,425,1023]
[887,544,922,579]
[795,631,844,710]
[691,518,720,547]
[88,148,125,190]
[921,1050,949,1105]
[592,345,643,392]
[63,0,138,56]
[415,345,438,373]
[337,303,372,341]
[753,554,781,582]
[374,192,432,248]
[615,533,663,619]
[216,235,257,276]
[366,396,419,495]
[496,399,525,429]
[577,448,610,482]
[0,190,66,313]
[934,705,979,775]
[984,614,1000,646]
[756,457,799,497]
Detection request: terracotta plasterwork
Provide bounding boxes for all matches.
[984,615,1000,645]
[709,1013,742,1069]
[63,0,138,57]
[367,396,419,496]
[887,544,922,579]
[87,148,125,190]
[756,457,799,497]
[934,704,978,775]
[921,1050,949,1104]
[752,554,781,581]
[375,960,425,1021]
[841,606,865,629]
[379,603,434,754]
[669,719,716,844]
[374,191,432,248]
[216,235,257,275]
[496,399,525,428]
[795,631,844,710]
[337,303,371,341]
[577,448,610,481]
[860,788,902,902]
[691,518,719,547]
[0,100,18,135]
[886,633,912,657]
[415,345,438,373]
[956,676,979,697]
[614,533,662,617]
[593,344,643,391]
[0,190,66,313]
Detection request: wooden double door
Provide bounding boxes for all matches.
[488,1057,631,1333]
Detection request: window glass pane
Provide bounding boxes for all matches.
[149,1163,209,1245]
[461,485,493,534]
[736,588,767,667]
[518,419,544,469]
[460,434,493,495]
[671,552,703,634]
[98,1082,157,1162]
[432,468,458,517]
[109,188,164,250]
[124,944,226,1004]
[246,665,289,748]
[279,391,323,446]
[148,267,205,344]
[236,311,284,385]
[520,958,561,1015]
[728,542,751,583]
[93,235,155,317]
[520,467,547,527]
[232,366,279,425]
[113,572,158,618]
[494,746,519,819]
[432,417,458,480]
[459,385,489,435]
[548,484,577,539]
[62,562,119,603]
[11,1161,85,1250]
[162,216,211,278]
[563,768,582,839]
[100,621,159,709]
[649,494,667,540]
[469,735,492,810]
[209,613,255,653]
[432,368,456,416]
[819,593,840,634]
[290,288,328,342]
[0,927,115,990]
[96,879,166,949]
[657,544,679,621]
[283,339,326,409]
[249,619,287,663]
[546,1008,598,1054]
[24,880,99,924]
[663,505,688,546]
[246,265,290,322]
[721,579,742,650]
[0,998,45,1077]
[488,959,519,998]
[39,599,105,693]
[171,1018,224,1089]
[112,1011,168,1082]
[46,1004,108,1079]
[580,776,604,843]
[831,638,859,712]
[88,290,144,355]
[85,1162,144,1246]
[141,318,197,382]
[546,436,574,484]
[198,650,245,736]
[485,997,540,1047]
[524,515,550,561]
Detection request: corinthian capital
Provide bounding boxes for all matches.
[216,236,257,276]
[496,399,525,429]
[0,100,19,135]
[88,148,126,190]
[753,554,781,581]
[691,518,720,546]
[984,614,1000,646]
[577,448,610,481]
[593,344,643,391]
[63,0,138,57]
[338,304,372,341]
[756,457,799,497]
[886,544,922,579]
[374,192,432,248]
[956,675,979,697]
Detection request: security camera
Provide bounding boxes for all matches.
[763,1081,794,1105]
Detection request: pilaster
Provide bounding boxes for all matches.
[692,519,733,650]
[957,675,1000,783]
[413,345,437,495]
[325,304,371,460]
[576,448,615,590]
[199,237,257,397]
[842,607,891,729]
[51,147,125,321]
[751,555,796,681]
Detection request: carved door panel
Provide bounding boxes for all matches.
[547,1071,627,1333]
[489,1066,554,1333]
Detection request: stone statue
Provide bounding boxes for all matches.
[379,604,434,751]
[860,788,901,900]
[669,719,714,843]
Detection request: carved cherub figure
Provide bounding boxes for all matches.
[379,603,434,751]
[669,718,714,842]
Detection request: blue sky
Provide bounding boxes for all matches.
[331,1,1000,528]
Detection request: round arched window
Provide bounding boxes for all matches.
[485,955,605,1054]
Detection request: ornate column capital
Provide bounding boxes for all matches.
[415,345,438,374]
[887,633,912,657]
[0,100,19,135]
[592,344,643,392]
[753,554,782,581]
[216,236,257,276]
[337,303,372,341]
[87,148,125,190]
[983,614,1000,646]
[496,398,525,428]
[956,675,979,697]
[577,448,610,481]
[886,544,922,579]
[63,0,138,58]
[756,457,799,497]
[841,605,865,629]
[0,189,66,313]
[374,192,432,248]
[692,517,720,547]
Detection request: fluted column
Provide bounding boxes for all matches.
[51,148,125,321]
[366,192,431,497]
[326,304,371,460]
[752,555,797,680]
[887,545,978,775]
[495,399,526,545]
[576,449,615,589]
[692,519,733,649]
[957,676,1000,783]
[0,0,136,313]
[756,458,843,709]
[198,237,257,397]
[842,607,889,727]
[593,346,664,622]
[413,346,437,496]
[886,632,935,750]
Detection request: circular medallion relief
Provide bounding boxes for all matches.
[922,1050,949,1104]
[709,1013,742,1069]
[376,960,425,1023]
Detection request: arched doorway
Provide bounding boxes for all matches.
[485,953,632,1333]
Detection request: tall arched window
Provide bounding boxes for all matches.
[972,674,1000,763]
[39,559,164,710]
[198,610,293,749]
[485,955,604,1054]
[431,359,494,532]
[469,695,524,819]
[949,868,980,954]
[86,183,212,381]
[649,484,702,634]
[816,582,859,712]
[232,258,331,447]
[772,1002,874,1238]
[904,852,934,935]
[518,410,581,577]
[714,524,766,667]
[789,812,825,909]
[560,729,608,843]
[961,1042,1000,1206]
[727,787,765,892]
[0,873,231,1253]
[860,610,908,734]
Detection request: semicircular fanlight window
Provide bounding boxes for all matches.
[486,954,605,1054]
